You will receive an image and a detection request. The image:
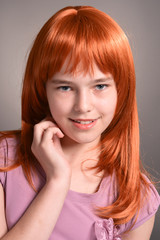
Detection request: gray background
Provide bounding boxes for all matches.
[0,0,159,239]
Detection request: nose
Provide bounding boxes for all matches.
[74,90,93,113]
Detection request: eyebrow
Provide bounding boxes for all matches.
[50,77,113,85]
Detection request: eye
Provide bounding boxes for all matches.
[58,86,71,91]
[95,84,108,90]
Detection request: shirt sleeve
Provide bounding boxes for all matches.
[0,138,7,188]
[130,177,160,231]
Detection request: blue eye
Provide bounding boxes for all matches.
[95,84,107,90]
[58,86,71,91]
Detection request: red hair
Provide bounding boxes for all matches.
[0,6,150,226]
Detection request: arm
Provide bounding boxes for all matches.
[0,177,70,240]
[0,184,8,237]
[0,120,71,240]
[122,215,155,240]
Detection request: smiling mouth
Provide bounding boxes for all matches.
[69,117,100,124]
[71,119,95,124]
[69,118,100,130]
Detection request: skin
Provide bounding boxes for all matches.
[0,63,155,239]
[45,64,117,166]
[122,216,155,240]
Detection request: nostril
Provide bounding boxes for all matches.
[74,93,93,113]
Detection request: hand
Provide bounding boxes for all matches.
[31,119,71,182]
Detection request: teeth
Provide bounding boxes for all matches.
[73,120,94,124]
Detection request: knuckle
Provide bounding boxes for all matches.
[31,142,36,151]
[31,145,35,155]
[34,123,40,130]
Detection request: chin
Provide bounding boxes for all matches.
[66,133,101,145]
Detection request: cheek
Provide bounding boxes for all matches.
[99,93,117,116]
[111,94,118,114]
[48,96,71,119]
[47,96,59,117]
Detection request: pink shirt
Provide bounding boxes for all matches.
[0,137,159,240]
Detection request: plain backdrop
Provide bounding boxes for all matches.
[0,0,159,239]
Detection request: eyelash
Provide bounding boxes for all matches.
[57,84,108,92]
[95,84,108,90]
[58,86,71,91]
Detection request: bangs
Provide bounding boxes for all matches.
[35,6,130,82]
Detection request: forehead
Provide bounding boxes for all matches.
[52,60,112,81]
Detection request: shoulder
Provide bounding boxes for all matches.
[95,173,159,238]
[0,135,19,186]
[0,135,19,161]
[125,174,160,232]
[136,175,159,227]
[109,174,160,238]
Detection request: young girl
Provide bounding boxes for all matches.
[0,5,159,240]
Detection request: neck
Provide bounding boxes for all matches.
[60,136,100,168]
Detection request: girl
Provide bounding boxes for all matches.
[0,5,159,240]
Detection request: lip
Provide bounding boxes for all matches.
[70,117,100,121]
[69,118,99,130]
[72,119,97,121]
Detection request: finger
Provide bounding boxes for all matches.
[40,121,64,139]
[33,121,58,145]
[39,120,64,137]
[41,126,63,144]
[40,118,56,126]
[44,116,57,125]
[55,130,64,138]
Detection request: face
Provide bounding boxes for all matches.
[46,63,117,145]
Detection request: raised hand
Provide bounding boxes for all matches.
[31,119,71,182]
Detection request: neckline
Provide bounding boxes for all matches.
[66,175,109,203]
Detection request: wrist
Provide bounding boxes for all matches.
[46,171,71,189]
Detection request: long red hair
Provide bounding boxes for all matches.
[0,6,150,226]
